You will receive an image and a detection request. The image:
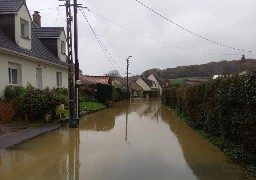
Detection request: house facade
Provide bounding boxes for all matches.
[0,0,68,96]
[147,74,169,95]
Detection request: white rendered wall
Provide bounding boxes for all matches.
[0,53,68,97]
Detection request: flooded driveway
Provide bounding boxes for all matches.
[0,99,255,180]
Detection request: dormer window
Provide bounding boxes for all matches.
[20,18,29,38]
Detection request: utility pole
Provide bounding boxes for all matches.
[74,0,80,120]
[64,0,75,124]
[126,56,132,101]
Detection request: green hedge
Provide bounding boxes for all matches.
[162,71,256,170]
[95,83,115,106]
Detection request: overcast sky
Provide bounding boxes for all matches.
[28,0,256,76]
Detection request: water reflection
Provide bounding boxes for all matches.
[0,127,80,180]
[160,107,254,180]
[81,109,116,131]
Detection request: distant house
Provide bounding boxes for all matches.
[147,74,169,95]
[0,0,68,96]
[112,77,142,97]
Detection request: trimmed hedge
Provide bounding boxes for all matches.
[162,71,256,169]
[94,83,115,106]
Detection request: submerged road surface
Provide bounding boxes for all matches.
[0,99,255,180]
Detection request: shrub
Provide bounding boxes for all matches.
[95,83,115,104]
[4,85,25,100]
[21,88,61,120]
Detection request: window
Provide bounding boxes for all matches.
[61,40,66,54]
[8,63,20,85]
[56,72,62,87]
[20,19,29,38]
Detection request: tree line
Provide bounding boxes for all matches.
[136,59,256,79]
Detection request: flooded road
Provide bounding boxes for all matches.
[0,99,255,180]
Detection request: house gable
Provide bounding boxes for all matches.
[136,78,151,91]
[15,4,32,49]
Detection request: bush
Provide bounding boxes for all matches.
[21,88,61,120]
[95,83,115,104]
[4,85,25,100]
[2,85,64,122]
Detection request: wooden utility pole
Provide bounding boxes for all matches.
[126,56,132,101]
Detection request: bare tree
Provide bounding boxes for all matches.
[105,70,121,77]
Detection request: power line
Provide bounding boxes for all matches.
[134,0,253,53]
[85,9,241,56]
[79,8,124,73]
[84,0,126,71]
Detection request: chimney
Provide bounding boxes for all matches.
[33,11,41,27]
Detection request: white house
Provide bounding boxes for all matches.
[0,0,68,97]
[136,77,152,91]
[148,74,169,95]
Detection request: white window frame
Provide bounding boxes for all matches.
[56,72,62,87]
[20,18,29,38]
[8,63,21,85]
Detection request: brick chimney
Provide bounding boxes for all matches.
[33,11,41,27]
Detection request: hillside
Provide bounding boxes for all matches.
[138,59,256,79]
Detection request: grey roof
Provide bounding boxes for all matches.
[0,0,23,14]
[0,22,67,67]
[33,27,64,38]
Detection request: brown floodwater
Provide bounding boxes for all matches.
[0,99,255,180]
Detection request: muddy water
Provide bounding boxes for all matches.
[0,99,255,180]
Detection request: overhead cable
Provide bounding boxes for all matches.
[85,9,241,56]
[79,9,124,73]
[134,0,253,53]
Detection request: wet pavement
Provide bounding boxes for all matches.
[0,125,60,148]
[0,99,255,180]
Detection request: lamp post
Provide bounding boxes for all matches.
[126,56,132,101]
